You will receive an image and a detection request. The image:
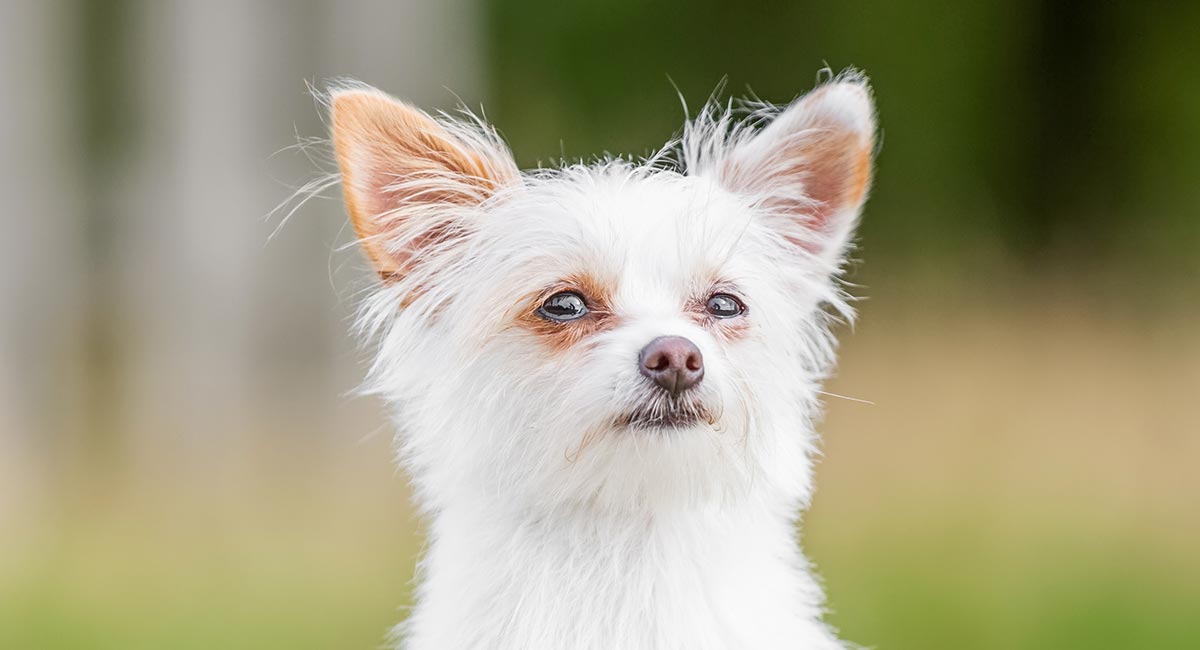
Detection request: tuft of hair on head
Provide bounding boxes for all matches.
[329,84,520,282]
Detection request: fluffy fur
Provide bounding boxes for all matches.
[324,71,877,650]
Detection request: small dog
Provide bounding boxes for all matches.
[327,71,876,650]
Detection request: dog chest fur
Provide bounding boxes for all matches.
[402,498,843,650]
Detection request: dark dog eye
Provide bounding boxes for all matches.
[705,293,745,318]
[539,291,588,321]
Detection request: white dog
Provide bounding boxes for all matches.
[327,71,875,650]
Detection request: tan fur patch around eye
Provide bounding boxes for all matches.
[513,274,619,354]
[707,315,753,343]
[688,284,752,342]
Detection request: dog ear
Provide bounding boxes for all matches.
[720,78,876,266]
[331,87,519,280]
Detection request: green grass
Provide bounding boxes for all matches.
[811,518,1200,649]
[4,505,1197,650]
[0,519,418,650]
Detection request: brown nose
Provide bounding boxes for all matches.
[638,336,704,398]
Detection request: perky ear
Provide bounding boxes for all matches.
[720,78,876,263]
[330,87,519,280]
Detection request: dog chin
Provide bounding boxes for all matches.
[616,401,716,431]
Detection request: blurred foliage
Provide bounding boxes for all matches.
[487,0,1200,287]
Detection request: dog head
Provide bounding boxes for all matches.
[330,77,875,514]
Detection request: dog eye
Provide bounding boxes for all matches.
[705,293,745,318]
[538,291,589,322]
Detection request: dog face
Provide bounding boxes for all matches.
[331,79,875,513]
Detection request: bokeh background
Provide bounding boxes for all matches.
[2,1,1198,648]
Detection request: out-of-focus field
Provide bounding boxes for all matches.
[2,297,1198,650]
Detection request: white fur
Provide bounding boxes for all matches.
[327,72,876,650]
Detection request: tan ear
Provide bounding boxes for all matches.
[721,78,876,258]
[331,87,519,279]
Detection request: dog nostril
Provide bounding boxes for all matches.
[638,336,705,397]
[646,354,669,371]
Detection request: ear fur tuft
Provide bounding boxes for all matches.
[330,87,518,280]
[710,75,877,263]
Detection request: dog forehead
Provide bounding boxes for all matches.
[593,172,742,238]
[516,171,752,281]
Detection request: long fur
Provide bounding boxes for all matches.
[297,72,877,650]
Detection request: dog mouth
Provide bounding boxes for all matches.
[616,400,716,430]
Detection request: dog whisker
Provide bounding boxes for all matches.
[816,389,875,405]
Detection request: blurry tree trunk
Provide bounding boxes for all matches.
[1019,0,1121,261]
[0,0,87,512]
[115,0,276,473]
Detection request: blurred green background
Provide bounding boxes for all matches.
[1,1,1196,649]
